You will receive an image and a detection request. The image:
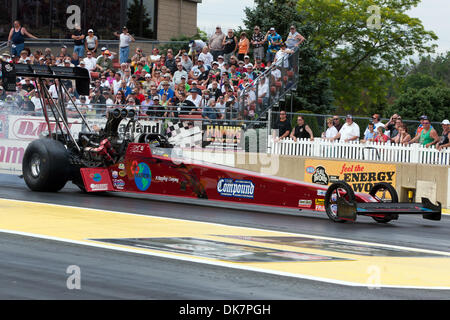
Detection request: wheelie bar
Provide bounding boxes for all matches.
[336,197,442,222]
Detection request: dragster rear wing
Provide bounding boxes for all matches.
[337,197,442,222]
[1,62,90,95]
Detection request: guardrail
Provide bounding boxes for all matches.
[238,47,299,124]
[269,138,450,166]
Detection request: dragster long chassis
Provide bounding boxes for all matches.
[80,143,442,223]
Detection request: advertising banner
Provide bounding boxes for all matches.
[8,115,83,141]
[0,114,7,139]
[0,138,29,172]
[203,124,243,150]
[304,159,396,193]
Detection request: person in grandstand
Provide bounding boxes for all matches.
[114,26,135,64]
[202,98,220,121]
[360,122,376,143]
[392,124,411,145]
[251,26,265,62]
[322,117,339,140]
[264,27,282,63]
[330,114,360,142]
[409,117,439,147]
[285,25,306,50]
[71,24,85,58]
[436,119,450,151]
[222,30,238,63]
[273,110,291,140]
[364,113,384,137]
[374,126,389,143]
[8,20,38,57]
[208,26,225,61]
[290,116,314,141]
[188,39,207,61]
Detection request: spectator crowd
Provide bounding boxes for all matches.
[1,23,305,123]
[1,21,448,150]
[273,112,450,150]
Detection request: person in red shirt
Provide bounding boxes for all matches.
[374,126,389,143]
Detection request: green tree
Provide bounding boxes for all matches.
[243,0,335,114]
[385,86,450,123]
[407,52,450,87]
[296,0,438,115]
[127,0,154,39]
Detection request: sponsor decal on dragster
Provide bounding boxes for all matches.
[217,178,255,199]
[155,176,180,183]
[298,199,312,208]
[317,189,327,197]
[132,161,152,191]
[80,168,113,192]
[312,166,329,185]
[112,179,126,190]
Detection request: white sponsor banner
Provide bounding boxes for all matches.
[8,115,83,141]
[83,118,162,136]
[0,138,30,172]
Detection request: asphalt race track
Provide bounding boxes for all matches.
[0,173,449,300]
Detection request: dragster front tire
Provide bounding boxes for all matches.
[369,182,399,223]
[324,181,355,223]
[22,138,70,192]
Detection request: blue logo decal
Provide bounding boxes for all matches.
[93,173,102,182]
[134,162,152,191]
[217,179,255,199]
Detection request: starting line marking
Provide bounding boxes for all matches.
[1,197,450,290]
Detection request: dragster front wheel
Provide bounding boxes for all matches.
[369,182,399,223]
[324,181,355,223]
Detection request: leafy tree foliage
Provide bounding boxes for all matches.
[296,0,438,115]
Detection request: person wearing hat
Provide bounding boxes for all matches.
[208,26,225,61]
[8,20,38,57]
[96,50,113,72]
[414,115,433,137]
[85,29,98,53]
[264,27,282,63]
[114,26,135,65]
[436,120,450,151]
[222,29,238,64]
[251,26,265,62]
[409,116,439,147]
[330,115,360,142]
[188,39,206,62]
[274,42,294,68]
[286,25,305,50]
[83,51,98,72]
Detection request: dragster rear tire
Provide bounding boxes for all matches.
[369,182,399,223]
[22,138,70,192]
[324,181,355,223]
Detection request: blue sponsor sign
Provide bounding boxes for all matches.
[217,178,255,199]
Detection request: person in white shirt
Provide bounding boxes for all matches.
[48,80,60,100]
[30,89,43,114]
[322,117,339,139]
[331,115,360,142]
[173,63,188,85]
[83,51,97,72]
[364,113,385,136]
[114,26,135,64]
[198,47,214,68]
[112,72,122,95]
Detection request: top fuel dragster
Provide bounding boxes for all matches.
[2,63,441,223]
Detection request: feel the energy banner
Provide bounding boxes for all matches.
[304,159,396,193]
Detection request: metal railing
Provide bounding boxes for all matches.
[238,47,300,125]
